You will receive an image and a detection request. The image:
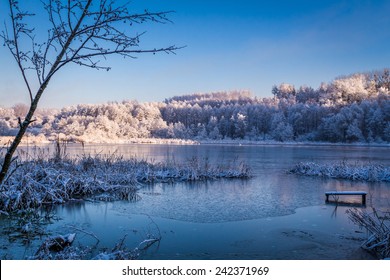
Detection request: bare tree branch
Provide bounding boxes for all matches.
[0,0,183,185]
[4,0,34,101]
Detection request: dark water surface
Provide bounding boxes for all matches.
[2,144,389,259]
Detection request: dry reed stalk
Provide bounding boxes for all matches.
[347,208,390,259]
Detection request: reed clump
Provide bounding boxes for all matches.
[0,147,252,213]
[289,161,390,182]
[347,208,390,259]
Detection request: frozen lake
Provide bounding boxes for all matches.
[1,143,389,259]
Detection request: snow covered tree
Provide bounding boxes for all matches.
[383,122,390,142]
[270,112,294,142]
[0,0,180,184]
[318,104,365,143]
[371,69,390,93]
[296,86,319,104]
[272,83,296,101]
[327,74,372,105]
[233,112,247,139]
[12,103,29,118]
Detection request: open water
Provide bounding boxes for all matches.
[1,144,389,259]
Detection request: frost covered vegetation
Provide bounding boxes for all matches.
[289,161,390,182]
[1,69,390,144]
[32,232,160,260]
[1,207,161,260]
[347,208,390,259]
[0,149,251,213]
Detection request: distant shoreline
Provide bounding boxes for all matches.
[2,136,390,148]
[198,139,390,148]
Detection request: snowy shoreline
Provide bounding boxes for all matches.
[198,139,390,147]
[0,136,198,146]
[2,135,390,148]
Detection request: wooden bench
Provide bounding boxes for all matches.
[325,191,367,205]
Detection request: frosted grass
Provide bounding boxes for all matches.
[289,161,390,182]
[0,153,251,213]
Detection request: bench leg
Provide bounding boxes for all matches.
[362,194,366,205]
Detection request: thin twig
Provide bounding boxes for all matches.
[66,225,100,243]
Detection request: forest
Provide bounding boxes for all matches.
[1,69,390,144]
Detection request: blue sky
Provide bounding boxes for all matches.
[1,0,390,108]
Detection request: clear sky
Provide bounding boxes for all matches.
[1,0,390,108]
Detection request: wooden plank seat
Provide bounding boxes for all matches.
[325,191,367,205]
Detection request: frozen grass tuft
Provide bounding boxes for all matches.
[347,208,390,259]
[289,161,390,182]
[0,153,251,213]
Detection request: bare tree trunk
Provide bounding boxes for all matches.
[0,82,49,184]
[0,1,92,185]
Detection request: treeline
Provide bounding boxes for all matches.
[159,69,390,142]
[1,69,390,143]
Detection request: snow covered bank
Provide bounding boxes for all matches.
[0,155,251,213]
[289,161,390,182]
[0,136,198,145]
[3,135,390,147]
[199,139,390,147]
[0,135,50,145]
